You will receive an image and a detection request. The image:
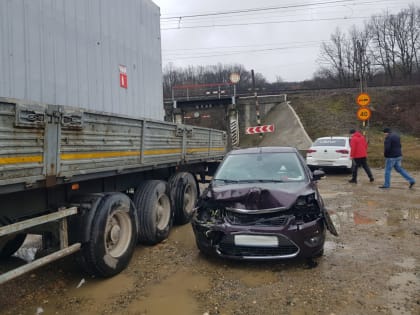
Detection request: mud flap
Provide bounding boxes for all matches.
[323,208,338,236]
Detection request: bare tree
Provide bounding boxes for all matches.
[392,9,415,79]
[318,28,349,86]
[348,26,373,86]
[370,13,398,81]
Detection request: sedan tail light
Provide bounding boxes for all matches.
[336,149,349,154]
[307,149,317,153]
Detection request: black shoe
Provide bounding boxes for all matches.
[369,178,374,182]
[409,182,415,189]
[379,185,389,189]
[348,179,357,183]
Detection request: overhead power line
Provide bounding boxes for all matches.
[161,16,369,30]
[161,0,364,20]
[160,0,405,21]
[163,42,322,61]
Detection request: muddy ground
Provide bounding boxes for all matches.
[0,168,419,315]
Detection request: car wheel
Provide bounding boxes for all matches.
[168,172,198,225]
[0,233,27,259]
[78,193,137,277]
[134,180,173,245]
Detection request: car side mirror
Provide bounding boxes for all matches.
[312,169,325,181]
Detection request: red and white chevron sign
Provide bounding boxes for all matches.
[245,124,275,134]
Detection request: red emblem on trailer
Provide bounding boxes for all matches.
[119,65,128,89]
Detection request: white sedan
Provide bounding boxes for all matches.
[306,136,352,171]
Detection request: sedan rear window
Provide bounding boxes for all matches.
[313,138,346,147]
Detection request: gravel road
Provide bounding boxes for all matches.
[0,169,419,315]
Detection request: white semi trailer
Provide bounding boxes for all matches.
[0,0,226,284]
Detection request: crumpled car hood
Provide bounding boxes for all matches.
[203,182,315,210]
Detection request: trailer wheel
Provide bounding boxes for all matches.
[0,233,26,259]
[79,193,137,277]
[168,172,198,225]
[134,180,172,245]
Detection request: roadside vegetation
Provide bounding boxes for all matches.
[289,86,420,171]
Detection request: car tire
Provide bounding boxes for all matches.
[134,180,173,245]
[168,172,198,225]
[78,193,137,277]
[0,233,27,259]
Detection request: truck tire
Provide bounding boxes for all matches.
[134,180,172,245]
[168,172,198,225]
[78,193,137,277]
[0,233,26,259]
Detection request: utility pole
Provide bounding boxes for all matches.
[251,70,262,138]
[357,40,369,139]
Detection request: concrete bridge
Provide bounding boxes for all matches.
[164,93,312,151]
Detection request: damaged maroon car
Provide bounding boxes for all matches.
[191,147,337,260]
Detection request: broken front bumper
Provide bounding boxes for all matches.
[191,216,326,260]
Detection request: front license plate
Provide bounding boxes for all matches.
[234,235,278,247]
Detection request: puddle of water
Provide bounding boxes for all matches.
[385,208,420,228]
[366,200,379,210]
[72,273,135,302]
[170,225,196,248]
[36,272,136,315]
[407,208,420,221]
[353,211,375,225]
[127,270,210,315]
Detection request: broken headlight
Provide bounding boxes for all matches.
[295,193,317,209]
[195,207,224,224]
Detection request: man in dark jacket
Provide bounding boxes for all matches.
[348,129,374,183]
[379,128,415,189]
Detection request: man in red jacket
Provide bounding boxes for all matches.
[348,129,374,183]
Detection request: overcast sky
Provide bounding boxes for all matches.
[152,0,419,82]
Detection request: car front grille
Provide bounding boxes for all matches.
[225,211,288,226]
[218,235,299,258]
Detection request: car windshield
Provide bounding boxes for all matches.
[313,138,346,147]
[214,152,306,183]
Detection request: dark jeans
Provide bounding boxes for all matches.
[351,157,373,180]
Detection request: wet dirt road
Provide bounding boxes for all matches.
[0,169,419,315]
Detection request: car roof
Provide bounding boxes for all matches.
[228,146,298,155]
[314,136,349,140]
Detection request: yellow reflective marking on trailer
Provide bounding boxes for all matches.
[61,147,225,160]
[143,149,182,155]
[0,156,43,164]
[61,151,141,160]
[187,147,225,153]
[0,148,225,164]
